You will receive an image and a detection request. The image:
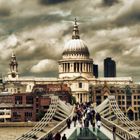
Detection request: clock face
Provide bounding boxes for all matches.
[11,72,16,78]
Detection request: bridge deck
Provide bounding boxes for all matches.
[61,121,121,140]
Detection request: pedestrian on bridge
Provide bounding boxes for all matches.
[47,132,53,140]
[72,114,77,127]
[54,131,61,140]
[66,118,71,129]
[84,118,89,136]
[112,125,116,140]
[96,112,101,122]
[62,134,67,140]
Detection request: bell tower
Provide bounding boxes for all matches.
[8,52,19,79]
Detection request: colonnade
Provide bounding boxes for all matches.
[61,62,93,73]
[74,93,89,103]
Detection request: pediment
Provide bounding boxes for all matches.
[72,76,89,81]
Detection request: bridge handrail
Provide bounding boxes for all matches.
[38,104,75,140]
[16,96,59,140]
[96,96,140,140]
[109,97,140,132]
[101,116,139,140]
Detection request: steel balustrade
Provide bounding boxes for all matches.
[16,96,73,140]
[96,95,140,140]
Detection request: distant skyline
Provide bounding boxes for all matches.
[0,0,140,81]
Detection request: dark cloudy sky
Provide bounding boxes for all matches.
[0,0,140,82]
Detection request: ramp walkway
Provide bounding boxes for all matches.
[16,96,74,140]
[96,95,140,140]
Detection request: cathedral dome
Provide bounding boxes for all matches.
[62,39,89,57]
[62,18,90,59]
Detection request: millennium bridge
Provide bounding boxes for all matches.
[16,95,140,140]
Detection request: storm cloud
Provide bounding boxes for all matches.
[39,0,68,5]
[0,0,140,82]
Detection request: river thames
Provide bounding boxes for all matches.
[0,127,31,140]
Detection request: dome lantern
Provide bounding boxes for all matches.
[62,19,90,59]
[72,18,80,39]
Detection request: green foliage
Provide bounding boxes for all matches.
[37,110,45,121]
[71,96,76,105]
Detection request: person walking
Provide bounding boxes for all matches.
[47,132,53,140]
[72,114,77,127]
[66,118,71,129]
[113,125,116,140]
[96,112,101,122]
[54,131,61,140]
[84,118,89,136]
[62,134,67,140]
[79,119,84,136]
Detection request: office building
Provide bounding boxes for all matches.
[104,57,116,77]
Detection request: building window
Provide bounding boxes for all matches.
[26,96,33,104]
[137,90,140,93]
[134,107,137,111]
[126,96,131,100]
[96,90,101,94]
[17,88,20,93]
[121,90,124,93]
[134,101,137,105]
[15,96,22,104]
[110,90,115,93]
[79,83,82,88]
[118,101,121,105]
[36,98,39,102]
[13,112,20,117]
[118,96,121,100]
[134,96,136,99]
[122,101,125,105]
[127,101,131,106]
[25,112,32,117]
[96,96,101,100]
[132,90,135,93]
[122,96,125,99]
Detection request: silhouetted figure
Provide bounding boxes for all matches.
[84,118,89,128]
[62,134,67,140]
[72,114,77,127]
[66,118,71,129]
[54,132,61,140]
[84,118,89,136]
[113,125,116,140]
[92,117,95,129]
[79,119,84,136]
[96,112,101,122]
[47,132,53,140]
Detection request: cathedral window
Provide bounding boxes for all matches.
[79,82,82,88]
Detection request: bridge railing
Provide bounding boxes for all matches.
[96,96,140,140]
[38,104,75,140]
[101,116,139,140]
